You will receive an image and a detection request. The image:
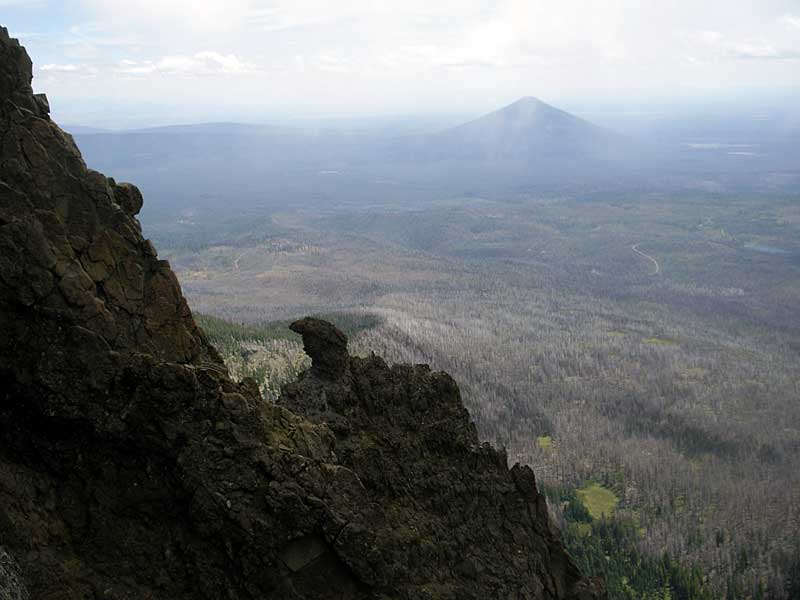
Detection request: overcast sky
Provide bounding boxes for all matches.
[4,0,800,127]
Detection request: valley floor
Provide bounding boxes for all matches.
[166,193,800,599]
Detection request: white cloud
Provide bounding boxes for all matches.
[314,55,350,73]
[41,64,80,72]
[37,63,100,78]
[114,52,256,77]
[194,52,254,74]
[59,41,100,60]
[83,0,253,32]
[247,6,332,32]
[782,14,800,30]
[732,41,800,60]
[687,29,800,62]
[358,1,628,73]
[696,30,723,45]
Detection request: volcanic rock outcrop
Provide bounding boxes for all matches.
[0,26,604,599]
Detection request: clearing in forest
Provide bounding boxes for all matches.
[576,483,619,520]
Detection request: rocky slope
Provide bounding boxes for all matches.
[0,26,604,599]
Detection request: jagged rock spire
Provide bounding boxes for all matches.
[290,317,349,379]
[0,26,48,116]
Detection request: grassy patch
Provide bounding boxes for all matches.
[643,336,678,346]
[536,435,553,449]
[576,483,619,520]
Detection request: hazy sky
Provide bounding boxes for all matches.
[4,0,800,127]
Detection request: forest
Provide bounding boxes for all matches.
[182,188,800,600]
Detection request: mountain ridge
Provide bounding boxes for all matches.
[0,25,604,600]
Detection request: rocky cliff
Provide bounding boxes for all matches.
[0,26,604,600]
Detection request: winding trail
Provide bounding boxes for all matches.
[631,244,660,275]
[233,249,248,272]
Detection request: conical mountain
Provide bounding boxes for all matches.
[408,96,623,161]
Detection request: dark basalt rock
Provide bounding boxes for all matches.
[0,26,605,600]
[0,547,29,600]
[290,317,349,380]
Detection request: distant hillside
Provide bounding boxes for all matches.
[61,124,113,134]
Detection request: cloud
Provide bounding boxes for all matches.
[37,63,100,77]
[246,5,333,32]
[782,14,800,30]
[314,55,350,73]
[114,52,256,77]
[732,42,800,61]
[83,0,253,32]
[58,41,101,60]
[687,29,800,62]
[41,64,80,72]
[696,30,723,45]
[384,0,631,72]
[44,23,148,63]
[367,1,626,74]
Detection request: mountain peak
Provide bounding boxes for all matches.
[410,95,617,161]
[488,96,581,121]
[481,96,575,125]
[510,95,550,107]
